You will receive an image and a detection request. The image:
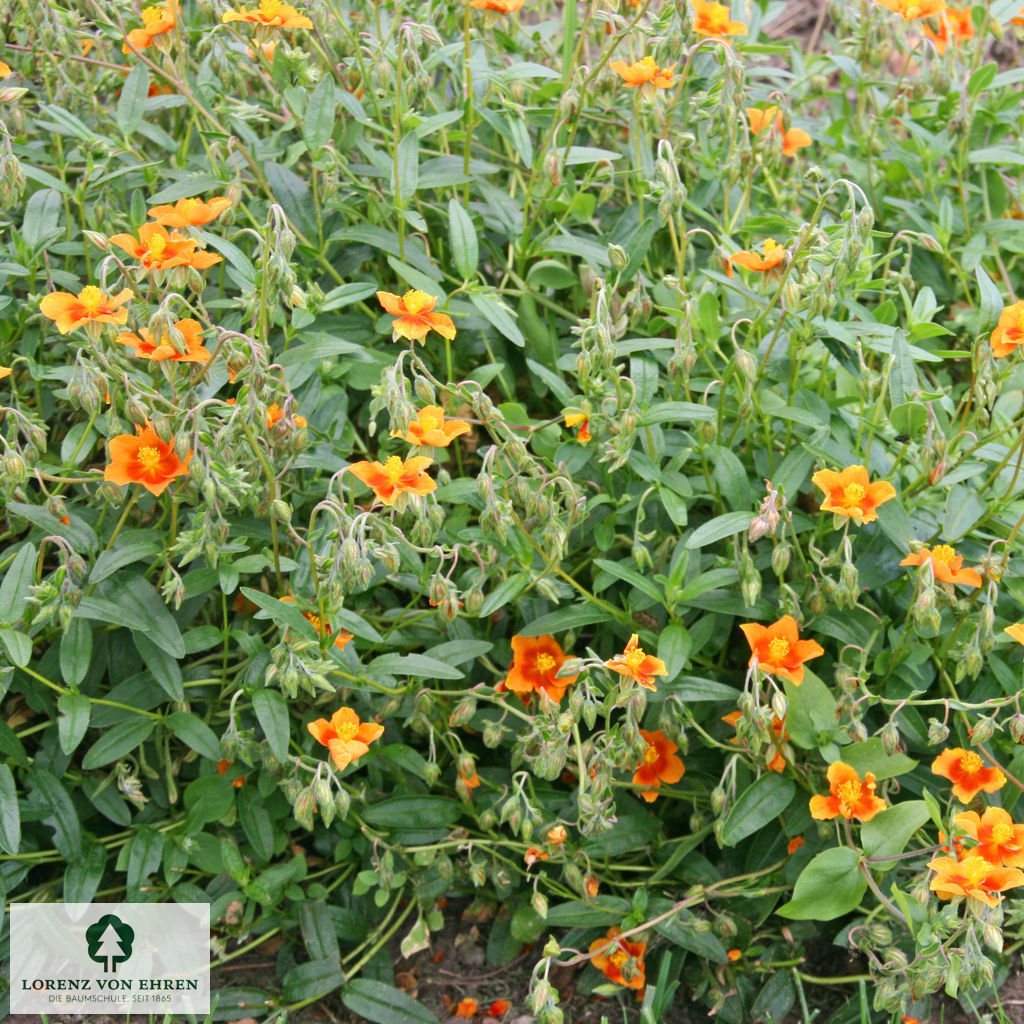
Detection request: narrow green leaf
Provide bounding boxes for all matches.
[81,717,155,769]
[342,979,439,1024]
[0,543,36,626]
[448,199,479,279]
[469,291,525,347]
[116,64,150,136]
[478,574,528,617]
[303,77,336,154]
[684,512,754,549]
[166,711,222,761]
[21,188,63,251]
[594,558,664,604]
[57,693,91,756]
[0,764,20,854]
[860,801,931,871]
[253,689,290,760]
[76,576,185,658]
[720,774,795,845]
[0,628,31,666]
[367,652,465,680]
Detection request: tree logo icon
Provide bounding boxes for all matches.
[85,914,135,973]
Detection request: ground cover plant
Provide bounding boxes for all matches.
[6,0,1024,1021]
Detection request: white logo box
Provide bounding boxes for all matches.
[10,902,210,1013]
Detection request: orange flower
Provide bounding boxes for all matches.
[809,762,887,822]
[610,56,676,95]
[524,847,549,867]
[346,455,436,505]
[811,464,897,525]
[308,706,384,770]
[108,222,222,272]
[547,825,568,845]
[955,807,1024,867]
[605,634,668,691]
[40,285,133,335]
[692,0,747,37]
[0,366,12,380]
[0,62,10,77]
[502,634,579,704]
[122,3,175,53]
[746,107,812,157]
[376,290,456,342]
[727,949,742,962]
[280,596,352,650]
[921,6,974,51]
[632,729,685,802]
[104,423,192,497]
[990,301,1024,358]
[739,615,824,686]
[470,0,525,10]
[486,1001,511,1019]
[873,0,946,18]
[589,926,646,990]
[391,406,470,447]
[932,748,1006,802]
[116,318,211,363]
[899,544,982,588]
[928,853,1024,907]
[267,403,307,428]
[787,836,805,855]
[564,412,591,442]
[585,875,600,898]
[1005,623,1024,646]
[223,0,314,27]
[728,238,787,276]
[147,196,232,228]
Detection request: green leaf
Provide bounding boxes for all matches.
[81,717,155,769]
[64,839,107,903]
[974,266,1005,334]
[0,628,31,666]
[300,902,342,964]
[516,604,617,636]
[265,160,316,239]
[284,958,346,1002]
[57,693,91,756]
[720,774,795,846]
[89,537,161,583]
[0,543,36,626]
[593,558,664,604]
[303,76,336,154]
[242,587,318,640]
[448,199,479,279]
[363,795,462,830]
[784,674,837,749]
[838,738,917,781]
[653,908,730,963]
[665,676,741,702]
[393,133,419,204]
[343,980,440,1024]
[776,848,867,921]
[183,774,236,827]
[367,652,465,680]
[469,291,525,347]
[21,188,63,252]
[28,768,81,860]
[0,764,20,854]
[657,623,691,679]
[685,512,754,549]
[8,500,97,552]
[134,632,185,701]
[76,576,185,658]
[60,617,93,686]
[116,64,149,136]
[253,689,290,760]
[148,174,225,204]
[860,801,931,871]
[478,574,528,617]
[641,402,716,425]
[887,329,916,407]
[890,401,927,437]
[166,711,222,761]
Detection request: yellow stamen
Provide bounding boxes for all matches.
[836,779,862,815]
[78,285,106,314]
[609,950,629,969]
[992,822,1015,845]
[767,637,791,661]
[642,744,660,765]
[420,409,443,430]
[535,652,557,674]
[843,483,865,504]
[959,751,984,775]
[931,544,956,564]
[136,446,162,473]
[956,855,992,884]
[384,455,405,483]
[335,720,358,742]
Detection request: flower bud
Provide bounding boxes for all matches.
[449,697,477,728]
[879,721,901,756]
[547,825,567,845]
[970,716,997,746]
[3,452,27,484]
[532,890,549,919]
[771,543,791,576]
[293,787,316,830]
[585,876,599,899]
[423,761,441,787]
[314,777,335,827]
[333,788,351,819]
